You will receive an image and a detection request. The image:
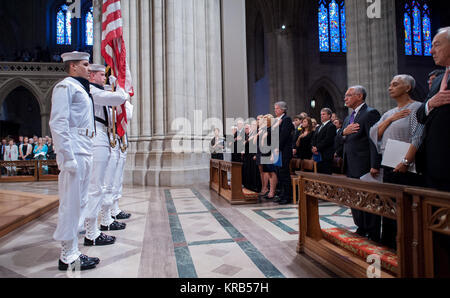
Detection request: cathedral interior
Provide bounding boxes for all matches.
[0,0,449,280]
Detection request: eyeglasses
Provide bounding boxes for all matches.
[344,94,356,98]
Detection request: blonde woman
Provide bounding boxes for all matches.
[259,114,278,200]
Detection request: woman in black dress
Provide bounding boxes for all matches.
[295,117,314,160]
[210,128,224,160]
[47,138,56,160]
[242,121,261,192]
[260,115,278,199]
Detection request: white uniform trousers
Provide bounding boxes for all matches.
[111,149,127,216]
[53,154,92,264]
[83,145,110,240]
[101,145,120,226]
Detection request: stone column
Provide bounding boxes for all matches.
[41,112,50,137]
[346,0,398,113]
[92,0,103,64]
[121,0,223,187]
[266,27,300,115]
[221,0,249,121]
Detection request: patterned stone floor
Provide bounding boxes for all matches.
[0,182,356,278]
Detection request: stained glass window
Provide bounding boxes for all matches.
[404,5,413,56]
[319,1,330,52]
[404,1,432,56]
[412,3,422,55]
[56,10,65,45]
[329,0,340,52]
[56,5,72,45]
[340,3,347,53]
[318,0,346,53]
[86,7,94,46]
[422,4,431,56]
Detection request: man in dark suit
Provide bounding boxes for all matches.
[273,101,295,205]
[311,108,336,175]
[232,119,245,163]
[334,118,344,158]
[0,139,6,161]
[416,27,450,192]
[292,115,303,158]
[336,86,382,241]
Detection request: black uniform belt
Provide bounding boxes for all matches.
[95,117,108,126]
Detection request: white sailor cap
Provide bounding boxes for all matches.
[89,64,106,72]
[61,51,90,62]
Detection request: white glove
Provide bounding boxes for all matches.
[117,87,130,101]
[61,159,78,173]
[109,75,117,88]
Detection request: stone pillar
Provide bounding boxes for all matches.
[346,0,398,113]
[41,112,50,137]
[121,0,223,187]
[92,0,103,64]
[266,27,300,115]
[221,0,249,121]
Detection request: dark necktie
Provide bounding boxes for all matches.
[349,111,356,124]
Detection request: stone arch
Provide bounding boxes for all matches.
[308,77,346,119]
[0,80,44,137]
[0,78,45,113]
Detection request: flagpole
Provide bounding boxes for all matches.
[106,66,118,148]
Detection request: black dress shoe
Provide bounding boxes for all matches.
[273,196,282,203]
[112,211,132,220]
[84,233,116,246]
[58,255,98,271]
[278,200,292,205]
[355,228,367,237]
[80,254,100,265]
[100,221,126,231]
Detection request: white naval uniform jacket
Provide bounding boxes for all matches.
[90,84,129,148]
[49,77,96,165]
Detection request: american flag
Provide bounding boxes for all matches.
[101,0,134,138]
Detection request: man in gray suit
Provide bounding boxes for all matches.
[336,86,382,241]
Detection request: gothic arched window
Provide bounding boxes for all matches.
[85,7,94,46]
[404,1,432,56]
[56,4,72,45]
[318,0,347,53]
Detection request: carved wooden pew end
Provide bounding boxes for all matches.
[296,171,403,278]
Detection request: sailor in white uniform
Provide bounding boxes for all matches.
[100,106,130,230]
[111,101,134,221]
[49,51,99,271]
[82,64,129,246]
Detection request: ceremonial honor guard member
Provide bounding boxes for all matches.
[111,101,134,220]
[49,51,99,271]
[100,100,132,230]
[82,64,129,246]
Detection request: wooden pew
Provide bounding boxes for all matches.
[403,187,450,278]
[210,159,220,193]
[37,160,59,181]
[0,161,38,182]
[295,171,450,278]
[296,171,404,278]
[291,160,317,205]
[0,160,59,182]
[209,159,258,205]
